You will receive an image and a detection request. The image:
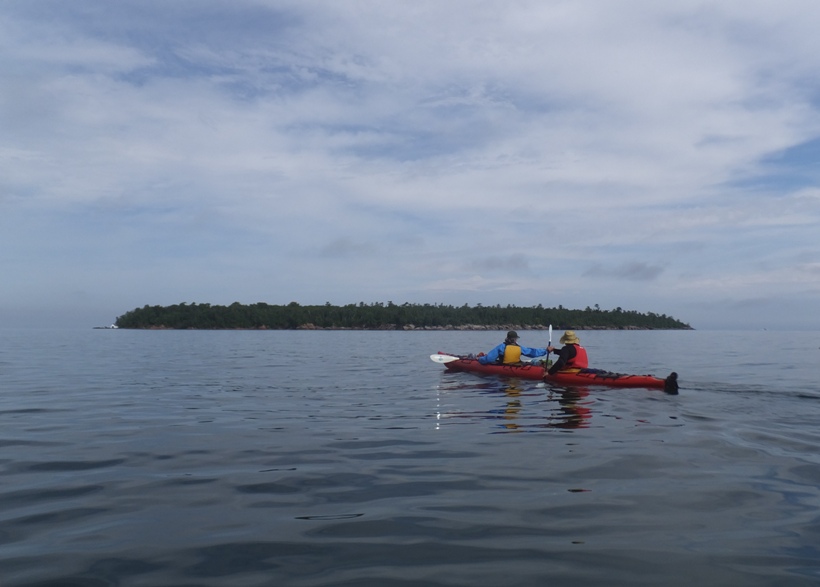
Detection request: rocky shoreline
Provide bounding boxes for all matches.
[295,323,693,331]
[128,323,693,331]
[296,323,694,331]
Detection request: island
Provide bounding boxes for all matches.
[112,302,692,331]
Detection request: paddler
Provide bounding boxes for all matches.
[476,330,548,365]
[546,330,588,374]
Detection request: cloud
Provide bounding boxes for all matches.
[319,237,373,258]
[2,1,820,329]
[468,255,530,273]
[583,262,665,282]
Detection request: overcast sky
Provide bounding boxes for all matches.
[2,1,819,330]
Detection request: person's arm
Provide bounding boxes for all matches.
[547,345,576,374]
[519,345,547,358]
[477,343,504,364]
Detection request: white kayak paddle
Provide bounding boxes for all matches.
[430,353,461,364]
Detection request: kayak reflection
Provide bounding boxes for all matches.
[543,386,592,430]
[491,382,592,431]
[436,375,593,432]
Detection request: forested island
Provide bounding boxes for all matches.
[114,302,692,330]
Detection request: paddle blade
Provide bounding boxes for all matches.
[430,353,461,364]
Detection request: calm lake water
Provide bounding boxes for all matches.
[2,328,820,586]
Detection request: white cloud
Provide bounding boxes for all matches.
[2,0,820,328]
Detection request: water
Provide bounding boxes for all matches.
[2,328,820,586]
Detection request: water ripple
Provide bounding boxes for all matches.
[2,329,820,586]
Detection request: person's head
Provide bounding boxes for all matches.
[505,330,519,343]
[560,330,580,345]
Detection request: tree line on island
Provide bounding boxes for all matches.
[114,302,692,330]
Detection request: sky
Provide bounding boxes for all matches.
[2,1,820,330]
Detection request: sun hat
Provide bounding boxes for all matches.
[560,330,580,344]
[506,330,519,339]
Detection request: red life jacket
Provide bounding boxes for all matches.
[565,344,589,369]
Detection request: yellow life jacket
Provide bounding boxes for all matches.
[502,343,522,364]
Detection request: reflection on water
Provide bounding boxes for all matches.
[490,379,524,432]
[436,376,593,432]
[545,386,592,430]
[5,329,820,586]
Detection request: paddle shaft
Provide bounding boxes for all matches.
[547,324,552,359]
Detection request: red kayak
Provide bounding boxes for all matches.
[432,353,678,394]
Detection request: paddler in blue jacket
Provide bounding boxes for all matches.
[546,330,588,374]
[477,330,548,365]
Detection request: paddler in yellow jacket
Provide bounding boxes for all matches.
[546,330,589,374]
[476,330,548,365]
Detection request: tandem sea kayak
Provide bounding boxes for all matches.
[431,353,679,394]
